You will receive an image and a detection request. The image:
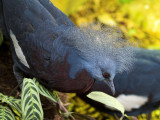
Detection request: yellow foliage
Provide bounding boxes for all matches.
[98,13,116,26]
[50,0,87,15]
[120,0,160,34]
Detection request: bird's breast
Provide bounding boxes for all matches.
[37,53,95,93]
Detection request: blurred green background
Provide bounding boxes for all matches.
[51,0,160,120]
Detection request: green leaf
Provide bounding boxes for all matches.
[15,116,21,120]
[21,78,44,120]
[33,78,58,103]
[87,91,125,114]
[0,105,16,120]
[0,93,21,117]
[0,30,3,46]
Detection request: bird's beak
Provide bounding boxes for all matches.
[104,79,115,95]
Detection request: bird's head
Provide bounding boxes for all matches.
[62,25,135,95]
[81,56,117,94]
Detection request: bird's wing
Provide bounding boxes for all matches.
[38,0,75,26]
[3,0,72,77]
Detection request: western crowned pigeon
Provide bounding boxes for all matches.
[0,0,134,95]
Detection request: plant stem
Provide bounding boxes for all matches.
[9,80,23,97]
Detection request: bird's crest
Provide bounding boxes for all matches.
[62,25,136,73]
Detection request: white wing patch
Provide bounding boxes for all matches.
[116,94,148,111]
[10,30,30,68]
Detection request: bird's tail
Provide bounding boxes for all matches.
[0,0,8,38]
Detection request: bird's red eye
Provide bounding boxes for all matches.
[103,73,110,78]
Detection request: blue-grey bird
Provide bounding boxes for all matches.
[0,0,134,94]
[80,48,160,115]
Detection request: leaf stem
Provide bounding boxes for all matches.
[9,81,23,97]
